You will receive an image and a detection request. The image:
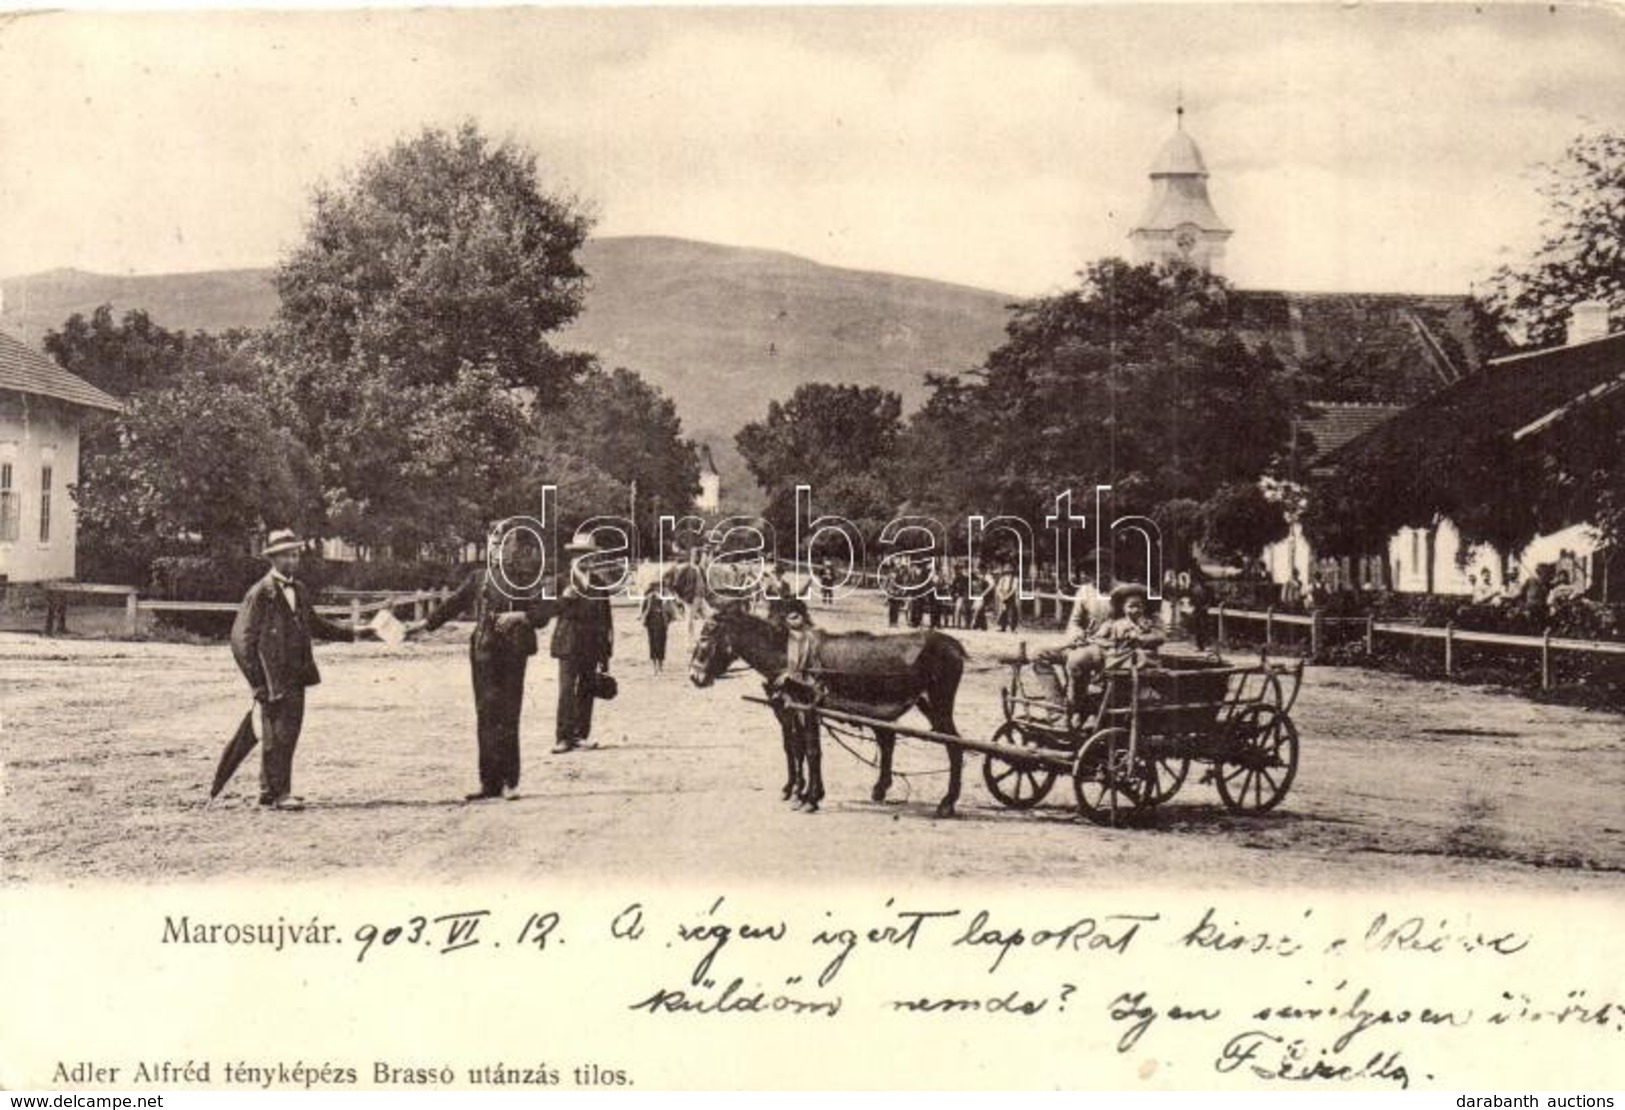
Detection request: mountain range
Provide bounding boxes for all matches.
[0,236,1020,508]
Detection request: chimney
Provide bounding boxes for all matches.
[1567,301,1611,346]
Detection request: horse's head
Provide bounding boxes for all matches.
[689,603,742,687]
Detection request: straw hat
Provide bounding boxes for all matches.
[260,529,304,558]
[1108,581,1149,616]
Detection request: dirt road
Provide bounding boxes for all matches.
[3,597,1623,890]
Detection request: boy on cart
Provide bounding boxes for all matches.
[1038,582,1164,716]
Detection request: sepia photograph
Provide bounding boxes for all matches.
[1,2,1623,1095]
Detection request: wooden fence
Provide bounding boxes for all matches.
[1208,605,1625,690]
[41,583,453,638]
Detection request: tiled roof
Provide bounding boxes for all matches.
[0,330,122,412]
[1230,291,1483,402]
[1323,331,1625,468]
[1296,402,1406,464]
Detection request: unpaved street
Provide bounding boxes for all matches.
[3,597,1623,890]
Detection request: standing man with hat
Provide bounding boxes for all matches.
[229,529,370,811]
[551,530,615,754]
[406,520,556,802]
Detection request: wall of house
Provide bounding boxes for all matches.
[0,392,84,583]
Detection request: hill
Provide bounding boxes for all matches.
[0,237,1018,509]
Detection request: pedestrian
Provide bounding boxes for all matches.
[640,588,672,674]
[229,529,373,811]
[817,558,836,605]
[407,521,555,802]
[1187,570,1212,651]
[1280,568,1304,610]
[995,563,1021,632]
[950,562,971,629]
[970,563,994,630]
[883,564,904,627]
[552,531,616,754]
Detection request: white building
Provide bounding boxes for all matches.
[695,444,721,513]
[0,330,122,584]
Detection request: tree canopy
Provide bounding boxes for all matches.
[895,258,1305,560]
[1487,130,1625,348]
[735,383,903,542]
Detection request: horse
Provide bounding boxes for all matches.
[688,603,970,817]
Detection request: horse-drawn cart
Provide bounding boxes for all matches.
[746,646,1304,827]
[982,647,1304,825]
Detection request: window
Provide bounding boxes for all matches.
[0,462,17,543]
[39,464,53,544]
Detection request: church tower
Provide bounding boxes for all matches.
[1128,105,1232,273]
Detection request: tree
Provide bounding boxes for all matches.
[1200,482,1289,568]
[266,121,598,550]
[274,120,593,396]
[735,383,903,541]
[44,305,186,399]
[539,366,701,539]
[899,258,1306,542]
[72,337,316,576]
[1486,130,1625,347]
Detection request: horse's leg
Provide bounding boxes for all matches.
[934,725,964,819]
[802,712,824,813]
[776,707,800,802]
[871,728,896,803]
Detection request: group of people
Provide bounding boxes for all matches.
[881,561,1026,632]
[228,524,617,811]
[1468,549,1590,612]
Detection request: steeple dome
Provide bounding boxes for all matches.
[1128,105,1232,273]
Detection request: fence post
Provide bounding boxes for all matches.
[125,590,140,638]
[1541,627,1553,690]
[1265,607,1275,651]
[414,594,425,621]
[1311,611,1324,660]
[1444,621,1455,677]
[1216,605,1227,650]
[350,597,363,628]
[1365,613,1375,655]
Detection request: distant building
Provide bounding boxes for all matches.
[1129,107,1233,275]
[695,444,721,513]
[0,329,122,584]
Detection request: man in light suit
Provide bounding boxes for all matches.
[229,529,370,811]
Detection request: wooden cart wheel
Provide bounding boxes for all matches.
[1071,727,1151,827]
[1142,755,1191,805]
[1215,705,1300,814]
[982,720,1058,809]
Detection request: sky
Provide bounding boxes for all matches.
[2,4,1623,297]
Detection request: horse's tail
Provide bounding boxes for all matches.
[926,629,970,661]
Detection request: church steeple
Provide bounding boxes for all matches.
[1128,104,1232,274]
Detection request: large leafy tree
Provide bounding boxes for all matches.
[736,383,903,542]
[274,120,592,395]
[899,258,1304,552]
[70,334,317,578]
[267,121,597,550]
[539,366,701,538]
[1486,130,1625,347]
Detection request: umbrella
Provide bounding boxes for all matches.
[210,704,260,799]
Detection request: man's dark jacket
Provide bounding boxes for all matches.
[230,573,356,701]
[550,581,613,663]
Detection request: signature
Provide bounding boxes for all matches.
[1215,1029,1414,1089]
